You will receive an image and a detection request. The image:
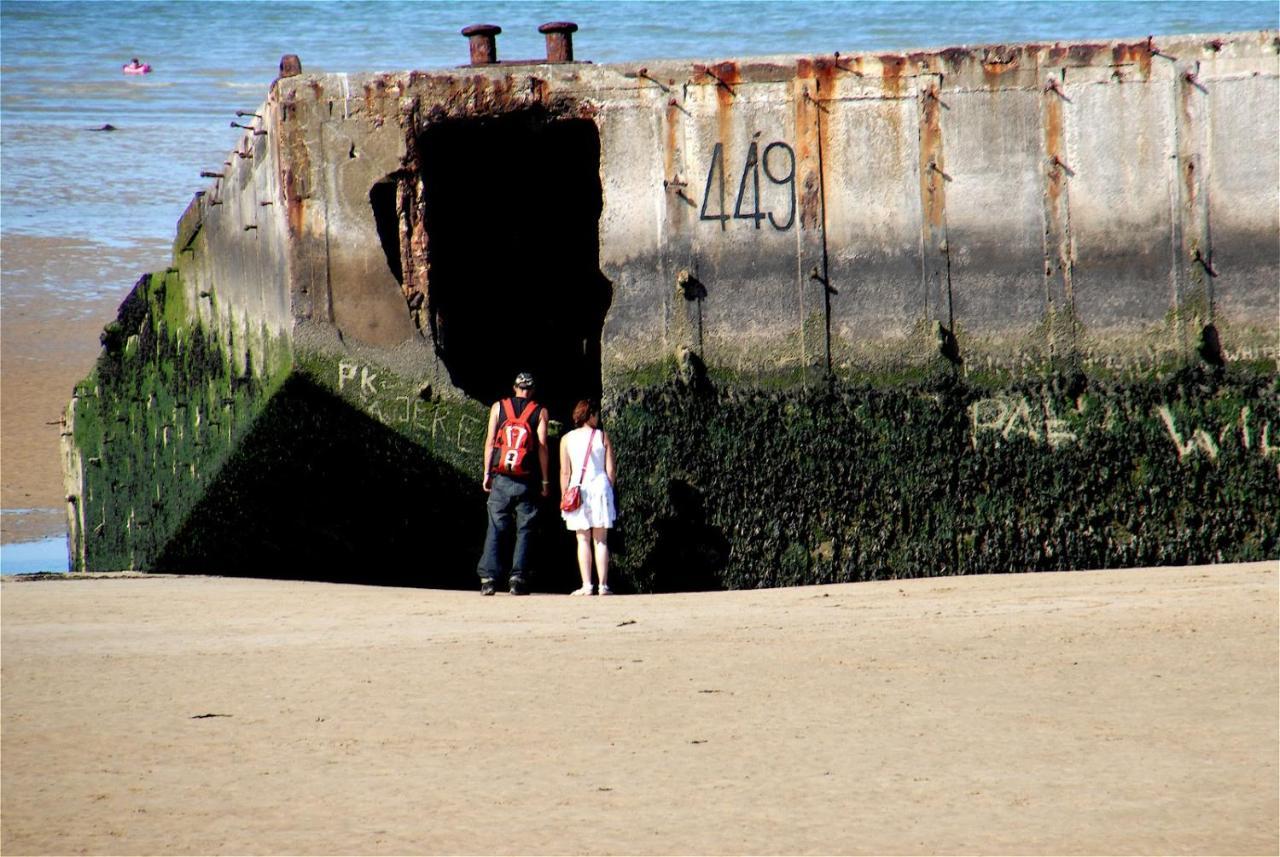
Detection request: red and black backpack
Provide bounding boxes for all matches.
[490,398,539,478]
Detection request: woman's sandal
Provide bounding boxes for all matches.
[570,585,594,596]
[597,585,612,596]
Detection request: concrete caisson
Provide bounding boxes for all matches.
[63,29,1279,583]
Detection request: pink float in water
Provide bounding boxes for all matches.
[122,58,151,75]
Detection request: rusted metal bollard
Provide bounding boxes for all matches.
[462,24,501,65]
[539,21,578,63]
[278,54,302,78]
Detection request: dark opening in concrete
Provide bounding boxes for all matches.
[369,180,403,285]
[419,113,611,423]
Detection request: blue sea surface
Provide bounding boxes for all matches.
[0,537,71,573]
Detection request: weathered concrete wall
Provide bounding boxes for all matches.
[243,30,1280,381]
[64,30,1279,580]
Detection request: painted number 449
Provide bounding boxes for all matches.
[699,141,797,231]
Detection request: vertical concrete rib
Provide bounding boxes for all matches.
[794,66,830,375]
[915,72,952,333]
[661,86,697,354]
[1173,58,1214,348]
[1039,67,1077,361]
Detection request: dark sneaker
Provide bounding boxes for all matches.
[508,577,529,596]
[480,579,497,596]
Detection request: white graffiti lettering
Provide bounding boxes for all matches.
[1156,405,1219,461]
[1156,405,1277,465]
[431,406,448,447]
[337,362,358,391]
[456,413,480,453]
[970,396,1077,450]
[393,396,411,425]
[360,367,378,396]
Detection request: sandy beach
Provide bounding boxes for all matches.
[1,278,125,544]
[3,561,1276,855]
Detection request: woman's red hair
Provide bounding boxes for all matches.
[572,399,595,427]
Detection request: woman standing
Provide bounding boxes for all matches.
[560,400,617,595]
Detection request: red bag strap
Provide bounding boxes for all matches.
[574,428,597,487]
[500,398,537,427]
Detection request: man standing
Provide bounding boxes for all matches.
[477,371,550,595]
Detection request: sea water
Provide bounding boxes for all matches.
[1,0,1275,572]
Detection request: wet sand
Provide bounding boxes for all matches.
[3,561,1276,855]
[0,251,128,543]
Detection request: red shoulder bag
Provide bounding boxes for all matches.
[560,428,597,513]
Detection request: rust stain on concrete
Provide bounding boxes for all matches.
[934,46,972,68]
[981,45,1019,87]
[1112,40,1154,79]
[1179,76,1198,211]
[1046,42,1108,67]
[794,59,824,230]
[708,61,741,150]
[1043,91,1063,179]
[663,99,679,179]
[365,74,408,125]
[813,58,836,221]
[275,92,311,237]
[1042,85,1066,236]
[879,54,907,97]
[918,83,946,228]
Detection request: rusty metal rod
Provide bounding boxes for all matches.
[831,53,863,75]
[1192,248,1219,277]
[803,89,830,112]
[810,82,834,377]
[702,68,735,94]
[637,67,670,92]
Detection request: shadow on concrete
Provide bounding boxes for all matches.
[154,375,485,587]
[639,478,730,593]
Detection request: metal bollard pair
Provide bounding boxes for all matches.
[462,21,579,65]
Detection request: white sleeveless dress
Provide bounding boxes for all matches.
[560,427,616,530]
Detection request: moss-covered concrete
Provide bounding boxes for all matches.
[66,270,501,580]
[607,362,1279,592]
[68,263,1277,590]
[68,270,290,571]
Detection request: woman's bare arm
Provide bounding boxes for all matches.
[559,432,572,495]
[603,431,616,485]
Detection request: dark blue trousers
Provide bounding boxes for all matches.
[477,475,539,582]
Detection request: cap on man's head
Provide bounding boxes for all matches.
[514,371,536,390]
